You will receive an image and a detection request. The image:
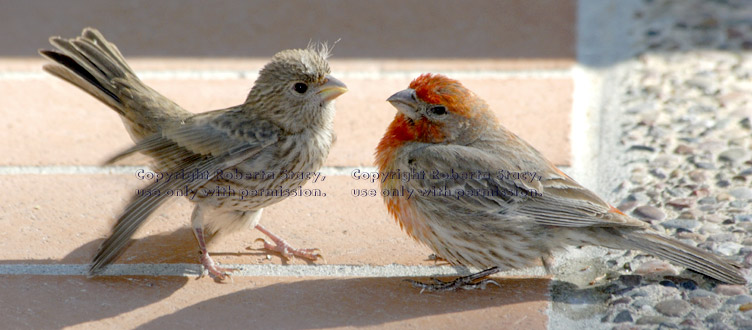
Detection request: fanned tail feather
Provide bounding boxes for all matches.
[624,231,746,284]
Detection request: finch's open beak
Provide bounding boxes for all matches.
[387,88,420,121]
[317,75,348,102]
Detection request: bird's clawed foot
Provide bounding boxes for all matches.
[253,224,323,261]
[405,267,502,292]
[405,277,500,292]
[254,238,323,261]
[198,252,235,282]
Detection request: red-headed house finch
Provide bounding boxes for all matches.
[40,28,347,280]
[375,73,745,291]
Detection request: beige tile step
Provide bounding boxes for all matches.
[1,275,549,329]
[0,72,571,167]
[0,0,580,327]
[1,174,439,266]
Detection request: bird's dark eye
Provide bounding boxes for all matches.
[293,82,308,94]
[428,106,447,116]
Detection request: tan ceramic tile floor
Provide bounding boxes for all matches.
[0,0,575,328]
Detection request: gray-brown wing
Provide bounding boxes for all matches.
[90,112,280,274]
[406,144,643,228]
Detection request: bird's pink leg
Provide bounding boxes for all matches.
[193,227,235,280]
[191,205,234,280]
[255,224,322,260]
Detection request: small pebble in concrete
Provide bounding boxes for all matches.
[715,242,743,256]
[707,233,735,242]
[659,280,679,289]
[634,260,678,276]
[729,187,752,200]
[735,214,752,222]
[719,148,748,163]
[690,296,720,309]
[698,196,717,205]
[702,214,726,223]
[661,219,701,231]
[714,285,747,296]
[726,295,752,305]
[633,205,666,221]
[695,162,716,170]
[619,274,642,287]
[680,279,698,290]
[667,198,694,208]
[612,310,634,323]
[675,144,694,155]
[610,297,632,306]
[679,318,701,328]
[730,200,748,208]
[689,289,714,298]
[705,312,727,324]
[617,200,638,212]
[655,299,691,317]
[652,154,679,168]
[636,315,672,325]
[678,209,701,219]
[688,170,707,182]
[734,314,752,328]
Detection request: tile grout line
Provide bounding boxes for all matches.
[552,1,603,329]
[547,1,646,330]
[0,263,548,278]
[0,165,378,176]
[0,69,571,81]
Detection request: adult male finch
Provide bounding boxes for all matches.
[375,73,745,291]
[40,28,347,280]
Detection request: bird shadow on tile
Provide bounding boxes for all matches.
[79,218,322,265]
[3,227,549,329]
[137,276,550,329]
[547,279,614,320]
[0,226,288,329]
[0,228,192,328]
[1,225,289,266]
[0,273,191,329]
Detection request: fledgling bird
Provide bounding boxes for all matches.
[376,73,746,291]
[40,28,347,280]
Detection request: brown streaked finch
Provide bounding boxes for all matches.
[375,73,745,291]
[40,28,347,280]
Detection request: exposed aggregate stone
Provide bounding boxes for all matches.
[592,0,752,328]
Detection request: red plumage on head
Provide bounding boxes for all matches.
[409,73,471,116]
[376,73,480,170]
